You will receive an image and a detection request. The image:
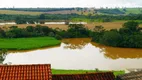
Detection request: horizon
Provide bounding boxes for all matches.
[0,7,142,8]
[1,0,142,8]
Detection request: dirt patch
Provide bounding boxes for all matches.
[2,21,142,30]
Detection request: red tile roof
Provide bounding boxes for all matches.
[52,72,115,80]
[0,64,52,80]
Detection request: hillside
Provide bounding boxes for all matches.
[0,8,142,15]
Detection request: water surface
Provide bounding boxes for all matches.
[3,38,142,70]
[0,22,16,25]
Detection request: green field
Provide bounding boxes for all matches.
[0,37,61,50]
[52,69,125,76]
[0,8,142,16]
[0,10,42,15]
[119,8,142,14]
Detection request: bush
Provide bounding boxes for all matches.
[39,21,45,24]
[26,26,35,32]
[48,32,55,37]
[55,34,62,40]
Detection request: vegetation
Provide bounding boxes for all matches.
[0,49,7,63]
[96,8,125,14]
[1,9,142,23]
[92,21,142,48]
[0,8,142,15]
[0,8,140,75]
[0,10,42,15]
[0,37,60,50]
[0,21,142,48]
[0,25,58,38]
[0,8,75,12]
[52,69,125,76]
[0,24,91,39]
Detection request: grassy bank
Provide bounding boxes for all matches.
[52,69,125,76]
[0,37,61,50]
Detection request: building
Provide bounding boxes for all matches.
[52,72,115,80]
[0,64,52,80]
[116,71,142,80]
[0,64,115,80]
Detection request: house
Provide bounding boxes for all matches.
[0,64,115,80]
[116,71,142,80]
[52,72,115,80]
[0,64,52,80]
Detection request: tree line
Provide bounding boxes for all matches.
[0,24,91,40]
[91,21,142,48]
[0,21,142,48]
[2,13,142,23]
[0,8,75,12]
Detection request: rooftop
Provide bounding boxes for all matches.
[0,64,116,80]
[0,64,52,80]
[116,71,142,80]
[52,72,115,80]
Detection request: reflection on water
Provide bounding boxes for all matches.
[44,22,87,24]
[62,38,142,59]
[3,38,142,70]
[91,42,142,59]
[62,38,91,49]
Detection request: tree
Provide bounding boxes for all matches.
[55,34,62,40]
[100,31,122,47]
[9,26,18,29]
[28,20,35,24]
[39,14,46,19]
[68,24,89,38]
[26,26,35,32]
[88,13,92,18]
[6,28,27,38]
[0,28,5,37]
[0,49,7,63]
[123,8,126,12]
[119,28,132,35]
[65,20,69,25]
[93,25,105,32]
[123,21,140,32]
[39,21,45,24]
[15,17,27,24]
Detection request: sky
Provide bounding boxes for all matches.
[0,0,142,8]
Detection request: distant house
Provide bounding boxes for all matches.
[52,72,115,80]
[0,64,52,80]
[116,71,142,80]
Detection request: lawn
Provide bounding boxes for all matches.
[0,37,61,50]
[52,69,125,76]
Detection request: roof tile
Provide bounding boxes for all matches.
[52,72,115,80]
[0,64,52,80]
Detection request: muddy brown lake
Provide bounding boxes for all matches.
[3,38,142,70]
